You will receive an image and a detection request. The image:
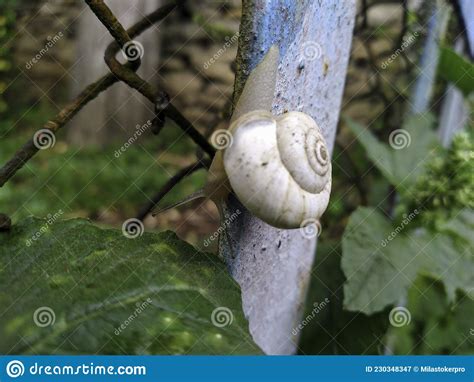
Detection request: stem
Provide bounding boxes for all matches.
[135,159,210,221]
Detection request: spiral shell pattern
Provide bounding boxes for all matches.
[277,112,330,193]
[223,110,331,229]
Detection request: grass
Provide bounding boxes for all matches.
[0,129,207,224]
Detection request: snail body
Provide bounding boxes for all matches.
[155,46,332,229]
[204,45,331,229]
[221,110,331,229]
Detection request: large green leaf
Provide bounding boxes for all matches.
[299,240,389,355]
[438,47,474,96]
[346,115,440,192]
[0,217,261,355]
[342,208,474,314]
[341,207,423,314]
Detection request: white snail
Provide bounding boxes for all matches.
[155,46,331,229]
[218,110,331,228]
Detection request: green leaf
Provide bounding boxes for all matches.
[0,217,261,355]
[346,115,440,192]
[341,207,423,314]
[342,208,474,314]
[420,209,474,302]
[438,47,474,96]
[299,240,389,355]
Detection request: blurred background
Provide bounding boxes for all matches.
[0,0,472,354]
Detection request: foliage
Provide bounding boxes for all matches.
[299,240,390,355]
[0,0,17,124]
[399,131,474,229]
[298,5,474,355]
[0,217,261,354]
[390,276,474,355]
[339,112,474,354]
[438,47,474,96]
[1,0,473,358]
[0,132,206,221]
[342,207,473,312]
[346,114,440,193]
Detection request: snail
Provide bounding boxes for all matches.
[154,46,331,229]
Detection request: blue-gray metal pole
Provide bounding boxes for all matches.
[223,0,356,354]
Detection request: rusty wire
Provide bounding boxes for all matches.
[0,0,215,191]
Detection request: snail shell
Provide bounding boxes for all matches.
[223,110,331,229]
